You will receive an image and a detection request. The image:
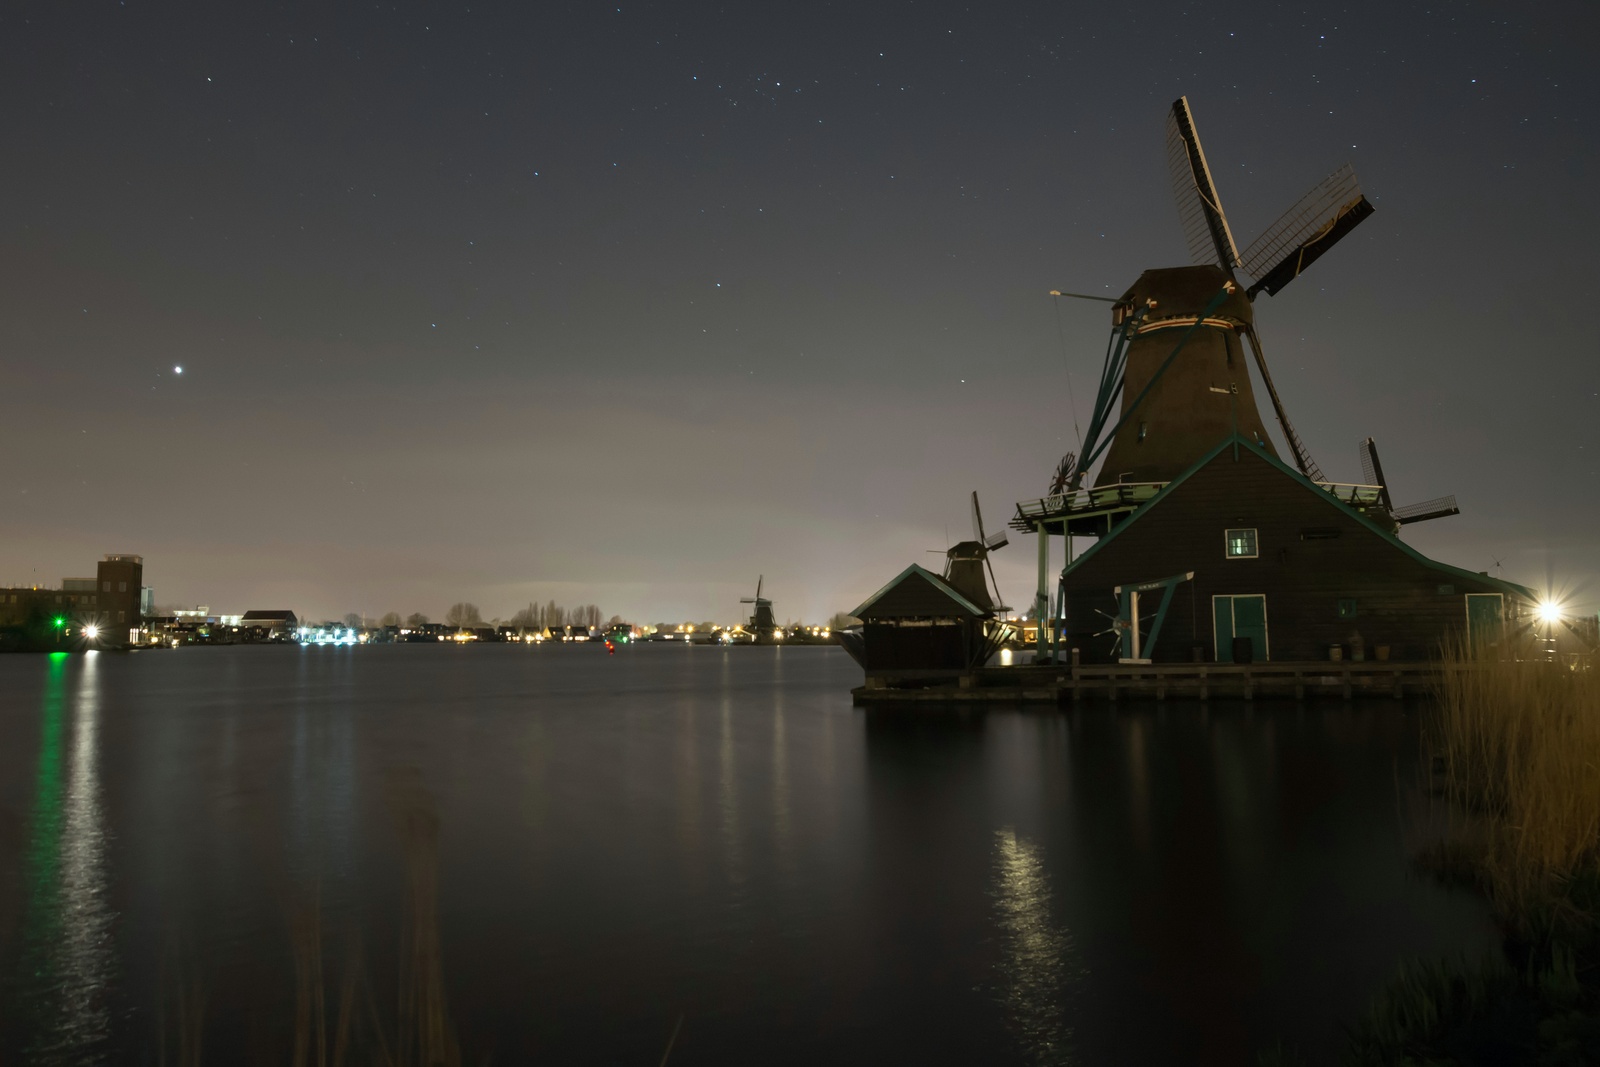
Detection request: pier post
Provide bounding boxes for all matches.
[1035,521,1049,661]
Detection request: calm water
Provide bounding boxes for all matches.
[0,644,1496,1064]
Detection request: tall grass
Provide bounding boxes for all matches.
[1429,642,1600,930]
[157,768,464,1066]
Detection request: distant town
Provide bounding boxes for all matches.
[0,553,851,651]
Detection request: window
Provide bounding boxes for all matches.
[1224,528,1258,559]
[119,582,127,593]
[103,581,111,592]
[1137,421,1148,441]
[1338,598,1358,618]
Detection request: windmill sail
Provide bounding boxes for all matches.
[1359,438,1459,525]
[1242,164,1375,298]
[1393,495,1460,525]
[1166,97,1241,273]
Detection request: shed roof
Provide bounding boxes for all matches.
[1067,434,1537,602]
[850,564,988,620]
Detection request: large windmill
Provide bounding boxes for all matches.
[1051,96,1452,530]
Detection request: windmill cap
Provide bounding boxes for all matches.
[1115,265,1253,327]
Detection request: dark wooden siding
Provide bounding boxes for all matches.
[858,569,980,620]
[1062,448,1520,663]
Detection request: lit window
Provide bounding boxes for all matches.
[1225,528,1258,559]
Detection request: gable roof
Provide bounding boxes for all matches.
[1064,434,1536,601]
[851,563,987,620]
[241,609,298,622]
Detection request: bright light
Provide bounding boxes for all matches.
[83,624,99,639]
[174,365,183,374]
[1537,600,1564,624]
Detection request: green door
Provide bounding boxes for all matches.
[1213,595,1269,663]
[1465,593,1504,648]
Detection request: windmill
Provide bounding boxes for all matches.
[1359,437,1459,526]
[740,576,777,635]
[1065,97,1379,494]
[942,492,1010,613]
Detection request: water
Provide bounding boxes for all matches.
[0,644,1497,1064]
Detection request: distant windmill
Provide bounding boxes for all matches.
[942,492,1010,613]
[740,576,777,634]
[1359,437,1459,526]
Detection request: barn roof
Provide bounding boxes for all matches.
[1065,434,1537,602]
[241,609,298,622]
[850,564,988,620]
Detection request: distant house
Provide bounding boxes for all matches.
[240,609,299,637]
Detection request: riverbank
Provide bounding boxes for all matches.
[1343,649,1600,1063]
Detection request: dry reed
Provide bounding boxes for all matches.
[1429,641,1600,928]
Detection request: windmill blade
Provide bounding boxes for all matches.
[1166,96,1242,273]
[1242,164,1375,298]
[967,491,1008,609]
[756,575,763,600]
[739,597,756,604]
[1394,495,1460,525]
[1359,437,1394,511]
[1241,325,1325,482]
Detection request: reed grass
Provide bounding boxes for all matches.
[157,767,466,1066]
[1335,645,1600,1064]
[1428,642,1600,932]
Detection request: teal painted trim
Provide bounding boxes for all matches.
[851,563,988,620]
[1062,434,1537,603]
[1081,286,1235,472]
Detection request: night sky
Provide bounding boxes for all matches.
[3,1,1595,623]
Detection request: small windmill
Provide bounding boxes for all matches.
[1359,437,1459,526]
[740,577,777,634]
[942,492,1010,613]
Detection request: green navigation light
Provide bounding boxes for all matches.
[52,617,66,629]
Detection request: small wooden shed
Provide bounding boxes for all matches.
[849,564,994,673]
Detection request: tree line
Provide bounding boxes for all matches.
[337,602,611,631]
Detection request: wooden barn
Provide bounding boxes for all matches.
[845,563,1003,674]
[1057,435,1534,664]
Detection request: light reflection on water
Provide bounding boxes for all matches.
[16,653,115,1064]
[991,827,1079,1066]
[0,647,1501,1064]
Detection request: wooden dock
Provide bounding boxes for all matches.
[852,660,1449,705]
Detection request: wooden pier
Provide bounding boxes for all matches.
[852,660,1449,705]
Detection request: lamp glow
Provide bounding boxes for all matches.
[83,624,99,639]
[1537,600,1564,624]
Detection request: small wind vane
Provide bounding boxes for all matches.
[1048,452,1077,497]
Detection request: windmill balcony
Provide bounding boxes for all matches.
[1012,479,1389,535]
